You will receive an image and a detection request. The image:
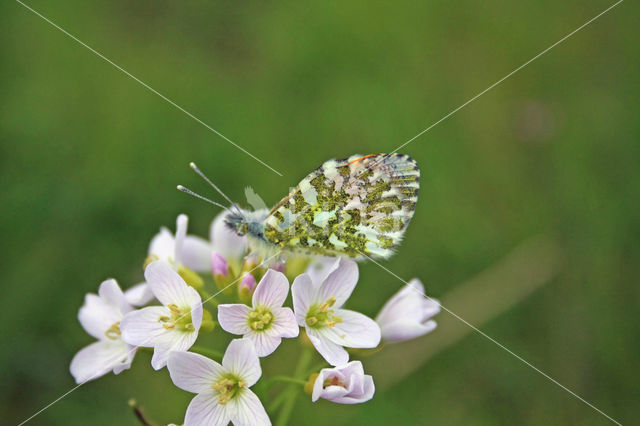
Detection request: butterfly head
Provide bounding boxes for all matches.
[224,208,269,240]
[225,210,249,236]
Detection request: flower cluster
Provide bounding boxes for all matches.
[71,212,440,425]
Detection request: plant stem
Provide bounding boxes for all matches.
[190,346,223,359]
[275,348,313,426]
[267,376,307,386]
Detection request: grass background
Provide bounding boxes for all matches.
[1,0,638,424]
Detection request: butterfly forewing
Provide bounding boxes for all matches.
[264,154,419,259]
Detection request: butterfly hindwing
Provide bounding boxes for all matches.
[263,153,419,259]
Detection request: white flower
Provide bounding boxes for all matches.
[148,213,216,273]
[292,258,381,366]
[311,361,375,404]
[167,339,270,426]
[218,270,299,357]
[375,279,440,343]
[70,279,136,383]
[120,261,203,369]
[123,281,154,307]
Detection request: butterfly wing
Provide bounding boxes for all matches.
[263,153,419,259]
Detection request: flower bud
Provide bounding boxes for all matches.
[375,278,440,343]
[237,272,257,303]
[211,252,229,279]
[311,361,374,404]
[304,373,319,395]
[177,265,204,290]
[199,309,216,333]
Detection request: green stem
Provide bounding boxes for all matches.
[266,376,307,386]
[275,348,313,426]
[190,346,223,359]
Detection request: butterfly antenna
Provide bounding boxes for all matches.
[189,162,236,205]
[177,185,229,210]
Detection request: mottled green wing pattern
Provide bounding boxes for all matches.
[263,153,420,259]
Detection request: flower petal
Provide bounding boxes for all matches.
[185,391,231,426]
[231,389,270,426]
[305,256,340,285]
[168,351,224,394]
[218,304,251,335]
[324,309,381,349]
[316,258,359,308]
[78,294,121,340]
[148,227,175,261]
[181,235,213,272]
[380,319,438,342]
[246,332,282,357]
[270,307,299,338]
[70,340,132,384]
[252,269,289,309]
[144,260,201,307]
[291,274,315,325]
[124,282,155,306]
[306,328,349,366]
[375,279,427,325]
[120,306,171,348]
[151,331,199,370]
[173,214,189,266]
[210,212,248,261]
[98,279,132,314]
[222,339,261,387]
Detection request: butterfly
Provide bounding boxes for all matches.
[220,153,420,260]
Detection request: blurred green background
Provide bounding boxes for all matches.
[2,0,638,424]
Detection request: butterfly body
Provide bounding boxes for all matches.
[225,153,419,260]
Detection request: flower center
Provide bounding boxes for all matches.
[212,374,246,405]
[158,304,194,332]
[248,305,274,331]
[104,322,121,340]
[305,297,343,329]
[323,375,346,389]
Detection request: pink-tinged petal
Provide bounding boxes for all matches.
[124,282,155,306]
[210,212,248,261]
[324,309,381,349]
[305,256,340,285]
[306,328,349,366]
[70,340,132,384]
[144,260,200,307]
[168,351,224,394]
[148,227,175,261]
[98,279,132,314]
[173,214,188,266]
[238,273,257,294]
[246,331,282,357]
[380,320,438,342]
[291,274,316,325]
[270,307,299,338]
[181,235,212,272]
[375,279,426,325]
[222,339,261,387]
[191,297,203,332]
[151,331,199,370]
[211,252,229,277]
[78,294,121,340]
[218,304,251,335]
[311,361,374,404]
[120,306,171,347]
[185,391,231,426]
[252,269,289,309]
[232,389,271,426]
[316,258,359,308]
